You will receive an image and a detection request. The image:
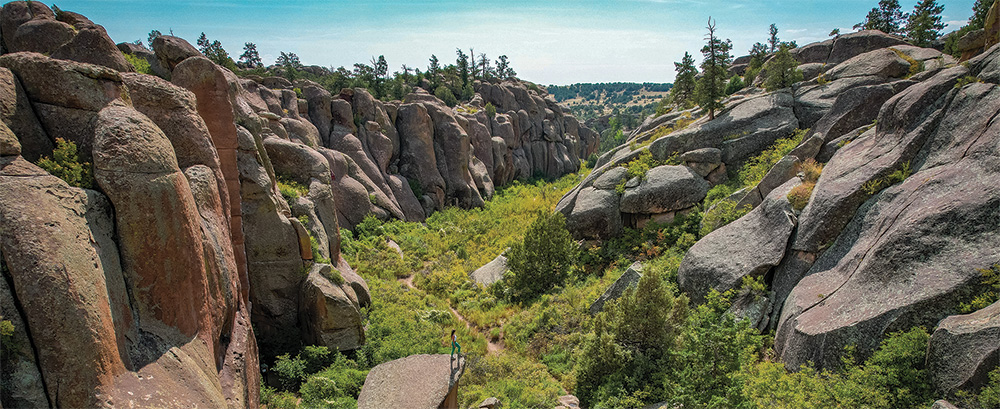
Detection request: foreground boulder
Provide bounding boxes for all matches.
[926,301,1000,394]
[357,354,466,409]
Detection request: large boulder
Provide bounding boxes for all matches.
[679,179,798,303]
[299,263,365,351]
[0,66,49,161]
[471,251,508,286]
[825,48,911,80]
[152,35,202,73]
[0,52,125,159]
[826,30,909,65]
[792,67,968,253]
[926,301,1000,394]
[620,165,708,215]
[0,158,127,408]
[357,354,465,409]
[565,186,623,239]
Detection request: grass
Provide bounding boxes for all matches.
[890,48,925,79]
[786,159,824,211]
[278,177,309,203]
[862,161,912,195]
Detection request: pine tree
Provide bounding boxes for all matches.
[744,42,768,85]
[428,54,441,89]
[276,52,301,80]
[495,55,516,79]
[196,33,210,52]
[695,17,732,120]
[906,0,945,47]
[768,23,780,53]
[670,52,697,108]
[147,29,161,49]
[239,42,262,68]
[456,48,470,87]
[970,0,993,29]
[855,0,907,35]
[762,45,803,91]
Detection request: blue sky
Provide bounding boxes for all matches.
[55,0,976,84]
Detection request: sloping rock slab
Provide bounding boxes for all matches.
[620,165,708,214]
[679,179,798,303]
[358,354,465,409]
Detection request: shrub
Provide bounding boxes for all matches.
[501,211,577,304]
[123,53,152,75]
[435,86,458,107]
[978,367,1000,409]
[485,102,497,118]
[700,199,752,237]
[0,317,15,354]
[786,159,823,211]
[299,353,368,407]
[786,182,815,211]
[460,352,564,409]
[738,129,807,187]
[36,138,94,189]
[958,264,1000,314]
[742,327,934,409]
[273,353,308,390]
[585,153,598,169]
[278,178,309,203]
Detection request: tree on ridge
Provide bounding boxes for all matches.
[906,0,945,47]
[695,17,732,120]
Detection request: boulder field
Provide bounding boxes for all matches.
[560,28,1000,397]
[0,2,600,408]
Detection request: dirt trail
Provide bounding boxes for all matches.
[398,275,504,354]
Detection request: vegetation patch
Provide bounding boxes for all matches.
[36,138,94,189]
[738,128,807,187]
[786,159,823,211]
[123,54,153,75]
[890,48,925,79]
[277,177,308,203]
[958,263,1000,314]
[862,160,912,195]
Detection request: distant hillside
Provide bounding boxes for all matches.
[546,82,672,122]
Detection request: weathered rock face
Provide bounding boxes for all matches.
[470,251,509,286]
[299,263,365,351]
[775,54,1000,370]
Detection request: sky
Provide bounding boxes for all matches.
[53,0,977,85]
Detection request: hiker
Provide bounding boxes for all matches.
[450,329,461,359]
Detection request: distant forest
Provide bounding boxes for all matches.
[546,82,673,103]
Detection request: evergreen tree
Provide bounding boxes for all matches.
[768,23,780,53]
[855,0,907,35]
[276,52,302,80]
[428,54,441,89]
[744,42,768,85]
[970,0,993,29]
[670,52,697,108]
[762,44,803,91]
[369,55,388,98]
[695,17,732,120]
[239,42,262,68]
[456,48,470,87]
[906,0,945,47]
[147,29,161,49]
[495,55,516,79]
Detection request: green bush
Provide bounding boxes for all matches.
[435,86,458,107]
[585,153,599,169]
[500,211,578,304]
[738,129,806,187]
[959,264,1000,314]
[36,138,94,189]
[485,102,497,118]
[742,327,934,409]
[299,353,368,407]
[273,353,308,391]
[123,53,153,75]
[278,178,309,203]
[700,199,752,237]
[460,352,564,409]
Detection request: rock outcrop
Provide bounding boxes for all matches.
[562,28,1000,399]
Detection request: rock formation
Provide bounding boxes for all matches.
[562,27,1000,398]
[0,2,597,407]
